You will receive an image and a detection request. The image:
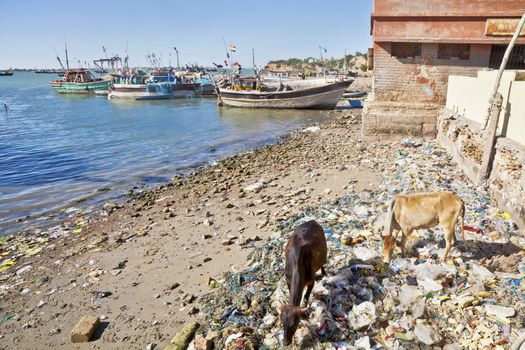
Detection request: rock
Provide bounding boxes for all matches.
[16,265,33,276]
[485,304,515,318]
[348,301,376,330]
[187,306,199,315]
[169,283,180,290]
[70,316,100,343]
[37,300,46,308]
[202,234,212,239]
[20,288,31,296]
[193,335,213,350]
[165,321,200,350]
[414,321,441,345]
[243,182,264,193]
[225,203,235,209]
[203,219,213,227]
[203,257,212,263]
[146,343,157,350]
[323,188,332,195]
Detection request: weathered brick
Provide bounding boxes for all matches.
[70,316,100,343]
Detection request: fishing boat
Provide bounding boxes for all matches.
[108,73,197,100]
[216,76,351,109]
[0,69,14,76]
[50,69,111,94]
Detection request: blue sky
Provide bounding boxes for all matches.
[0,0,373,69]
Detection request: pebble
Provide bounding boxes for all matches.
[16,265,33,276]
[20,288,31,296]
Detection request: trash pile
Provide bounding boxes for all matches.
[198,140,525,349]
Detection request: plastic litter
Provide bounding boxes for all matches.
[192,138,523,349]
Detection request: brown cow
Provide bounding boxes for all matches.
[280,220,327,346]
[382,191,465,263]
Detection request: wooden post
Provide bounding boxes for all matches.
[481,12,525,129]
[479,92,503,182]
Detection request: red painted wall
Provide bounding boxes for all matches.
[373,0,525,17]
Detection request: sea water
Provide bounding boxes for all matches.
[0,72,330,234]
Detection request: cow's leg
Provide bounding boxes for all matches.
[441,210,461,262]
[441,219,456,263]
[302,282,314,308]
[399,228,412,257]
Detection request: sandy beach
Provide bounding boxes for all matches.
[0,108,376,349]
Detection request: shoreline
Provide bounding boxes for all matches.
[1,105,522,349]
[0,110,331,236]
[0,108,369,349]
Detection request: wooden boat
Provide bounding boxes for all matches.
[217,77,351,109]
[50,69,110,94]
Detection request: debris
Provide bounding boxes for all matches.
[70,316,100,343]
[165,321,200,350]
[414,321,441,345]
[302,126,320,133]
[485,304,515,318]
[349,301,376,330]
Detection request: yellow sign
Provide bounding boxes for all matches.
[486,19,525,36]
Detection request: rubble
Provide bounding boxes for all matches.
[70,316,100,343]
[196,138,524,349]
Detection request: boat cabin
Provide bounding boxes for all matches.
[231,75,259,91]
[62,69,99,83]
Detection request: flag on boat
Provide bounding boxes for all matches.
[229,44,237,52]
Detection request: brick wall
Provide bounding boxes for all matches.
[363,42,492,139]
[373,42,491,104]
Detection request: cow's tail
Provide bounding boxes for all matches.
[384,198,396,237]
[460,200,465,242]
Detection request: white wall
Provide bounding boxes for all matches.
[446,70,525,146]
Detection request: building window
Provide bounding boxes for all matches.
[490,45,525,69]
[438,44,471,60]
[391,43,421,59]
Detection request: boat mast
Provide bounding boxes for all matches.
[173,47,180,70]
[65,42,70,70]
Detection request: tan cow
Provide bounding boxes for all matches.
[382,191,465,263]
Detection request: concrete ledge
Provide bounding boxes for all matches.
[438,108,525,227]
[362,101,439,140]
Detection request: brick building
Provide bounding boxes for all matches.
[363,0,525,139]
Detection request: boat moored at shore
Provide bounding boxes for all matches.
[217,78,351,109]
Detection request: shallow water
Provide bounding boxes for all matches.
[0,72,331,234]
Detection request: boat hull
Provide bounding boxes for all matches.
[54,80,111,94]
[108,84,195,100]
[218,81,350,109]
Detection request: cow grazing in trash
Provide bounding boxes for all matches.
[382,191,465,263]
[281,220,327,346]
